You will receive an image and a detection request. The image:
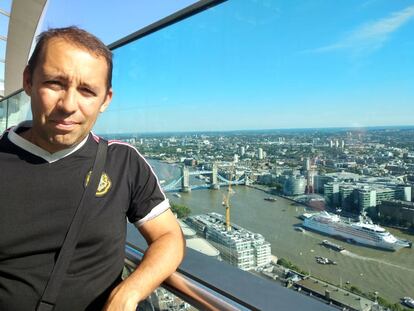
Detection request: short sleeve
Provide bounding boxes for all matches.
[126,150,170,225]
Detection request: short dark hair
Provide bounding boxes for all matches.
[27,26,113,90]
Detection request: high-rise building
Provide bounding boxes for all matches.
[375,188,396,205]
[258,148,264,160]
[314,175,334,194]
[395,185,411,201]
[358,188,377,212]
[240,146,245,156]
[324,182,340,207]
[340,186,357,211]
[304,158,311,171]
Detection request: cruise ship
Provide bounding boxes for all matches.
[302,212,411,251]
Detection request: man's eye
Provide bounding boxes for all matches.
[45,80,63,87]
[80,87,97,96]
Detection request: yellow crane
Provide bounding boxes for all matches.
[222,165,234,232]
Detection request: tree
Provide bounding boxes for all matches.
[171,203,191,218]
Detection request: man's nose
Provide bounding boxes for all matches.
[57,88,78,113]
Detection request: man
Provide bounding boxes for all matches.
[0,27,185,310]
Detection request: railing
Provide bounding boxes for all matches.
[0,89,30,133]
[125,244,241,311]
[124,237,337,311]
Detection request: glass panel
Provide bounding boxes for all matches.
[0,97,6,132]
[0,60,4,83]
[0,14,9,39]
[0,90,31,132]
[0,39,5,98]
[0,0,12,13]
[99,2,414,310]
[5,91,31,127]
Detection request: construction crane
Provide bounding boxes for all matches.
[305,157,317,194]
[222,165,234,232]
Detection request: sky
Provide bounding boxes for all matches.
[41,0,198,45]
[0,0,12,93]
[1,0,196,95]
[94,0,414,133]
[5,0,414,133]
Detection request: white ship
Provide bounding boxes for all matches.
[302,211,411,251]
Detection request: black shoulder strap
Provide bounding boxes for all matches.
[36,138,108,311]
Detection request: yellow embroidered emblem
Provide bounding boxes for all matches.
[84,171,112,197]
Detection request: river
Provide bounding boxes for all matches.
[130,160,414,303]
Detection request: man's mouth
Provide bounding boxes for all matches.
[51,120,79,131]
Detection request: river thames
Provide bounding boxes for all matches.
[137,161,414,303]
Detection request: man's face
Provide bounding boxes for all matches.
[23,38,112,153]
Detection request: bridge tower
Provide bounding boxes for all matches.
[210,163,220,190]
[181,166,191,192]
[244,172,251,186]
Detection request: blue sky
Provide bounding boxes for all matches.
[0,0,12,92]
[39,1,414,133]
[42,0,198,45]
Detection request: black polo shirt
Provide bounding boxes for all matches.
[0,122,169,310]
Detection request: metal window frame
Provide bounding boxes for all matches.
[108,0,227,51]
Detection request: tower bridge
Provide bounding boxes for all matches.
[162,163,250,192]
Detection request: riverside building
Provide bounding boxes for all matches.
[185,212,272,270]
[324,181,411,213]
[283,175,306,196]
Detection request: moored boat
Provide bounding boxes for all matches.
[402,297,414,308]
[321,239,345,252]
[315,256,337,265]
[299,212,318,220]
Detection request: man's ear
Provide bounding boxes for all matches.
[100,88,113,113]
[23,66,32,96]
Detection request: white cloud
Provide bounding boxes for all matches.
[310,5,414,55]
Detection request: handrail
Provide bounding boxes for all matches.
[125,236,336,311]
[108,0,227,51]
[0,88,24,104]
[124,244,241,311]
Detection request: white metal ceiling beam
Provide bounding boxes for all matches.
[4,0,48,96]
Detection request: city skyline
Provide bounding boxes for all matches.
[98,124,414,137]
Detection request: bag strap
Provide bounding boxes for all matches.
[36,138,108,311]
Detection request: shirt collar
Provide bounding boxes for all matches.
[8,120,89,163]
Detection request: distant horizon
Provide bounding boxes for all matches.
[97,124,414,137]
